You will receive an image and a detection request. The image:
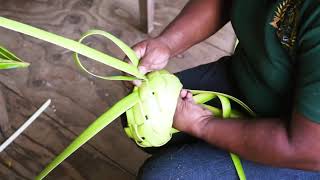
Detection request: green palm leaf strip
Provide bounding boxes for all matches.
[0,17,145,80]
[0,16,254,180]
[192,91,253,180]
[0,45,29,69]
[37,92,139,179]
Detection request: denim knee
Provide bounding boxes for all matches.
[138,142,238,180]
[138,142,320,180]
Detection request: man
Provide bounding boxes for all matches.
[133,0,320,179]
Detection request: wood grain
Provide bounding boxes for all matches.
[0,0,235,179]
[139,0,154,33]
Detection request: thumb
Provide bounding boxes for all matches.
[132,43,151,74]
[132,42,146,60]
[137,51,158,73]
[138,66,148,75]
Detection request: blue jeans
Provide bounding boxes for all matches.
[137,59,320,179]
[138,142,320,180]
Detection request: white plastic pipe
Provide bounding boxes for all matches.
[0,99,51,152]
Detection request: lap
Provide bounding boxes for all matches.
[175,57,239,97]
[138,141,320,180]
[138,59,320,179]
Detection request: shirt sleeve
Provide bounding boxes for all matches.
[295,2,320,123]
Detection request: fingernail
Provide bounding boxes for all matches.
[180,89,187,97]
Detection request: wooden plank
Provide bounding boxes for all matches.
[166,39,232,73]
[0,83,136,180]
[0,0,149,179]
[205,22,237,54]
[139,0,154,33]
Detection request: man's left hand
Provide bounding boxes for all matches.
[173,89,212,136]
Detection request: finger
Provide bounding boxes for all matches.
[186,91,194,102]
[138,66,148,75]
[132,44,145,60]
[125,43,146,86]
[175,95,183,111]
[131,66,146,86]
[186,91,192,99]
[139,50,168,72]
[138,49,164,73]
[198,104,213,115]
[132,43,154,74]
[180,89,188,98]
[132,79,142,86]
[138,58,153,73]
[123,56,141,86]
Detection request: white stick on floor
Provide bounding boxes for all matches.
[0,99,51,153]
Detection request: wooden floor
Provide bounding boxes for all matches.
[0,0,235,179]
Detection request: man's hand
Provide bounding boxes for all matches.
[130,0,231,76]
[174,90,320,170]
[129,37,171,86]
[132,37,171,73]
[173,89,212,136]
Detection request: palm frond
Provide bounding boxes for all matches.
[0,46,29,70]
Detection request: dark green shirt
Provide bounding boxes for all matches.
[231,0,320,123]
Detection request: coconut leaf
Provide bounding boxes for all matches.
[0,46,29,69]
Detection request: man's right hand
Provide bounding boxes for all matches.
[132,37,171,75]
[129,0,231,85]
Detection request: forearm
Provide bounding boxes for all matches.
[157,0,232,56]
[190,116,320,171]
